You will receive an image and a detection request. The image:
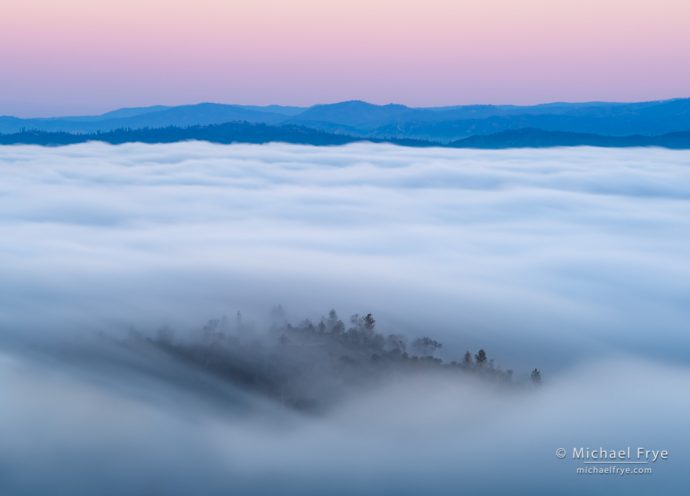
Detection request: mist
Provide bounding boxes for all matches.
[1,142,689,494]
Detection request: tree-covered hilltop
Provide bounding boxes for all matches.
[0,122,431,147]
[3,123,690,148]
[122,309,542,413]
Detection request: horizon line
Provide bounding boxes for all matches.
[3,96,690,120]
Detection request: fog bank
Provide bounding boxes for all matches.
[1,142,689,494]
[1,142,689,366]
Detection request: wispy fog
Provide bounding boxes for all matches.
[1,142,689,494]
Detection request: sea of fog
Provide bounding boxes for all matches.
[1,142,689,495]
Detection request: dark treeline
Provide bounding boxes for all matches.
[3,123,690,148]
[122,309,542,413]
[0,122,431,147]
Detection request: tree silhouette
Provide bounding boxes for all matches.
[363,313,376,331]
[412,337,443,356]
[475,349,487,366]
[530,368,542,385]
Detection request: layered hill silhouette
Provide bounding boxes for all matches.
[2,98,690,148]
[0,123,429,147]
[3,122,690,149]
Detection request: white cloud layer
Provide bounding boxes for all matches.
[1,142,689,364]
[0,142,689,494]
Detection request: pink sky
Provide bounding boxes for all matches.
[1,0,689,116]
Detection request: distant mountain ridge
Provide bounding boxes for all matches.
[2,122,690,149]
[2,98,690,142]
[0,103,288,133]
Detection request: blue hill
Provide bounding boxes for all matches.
[2,98,690,142]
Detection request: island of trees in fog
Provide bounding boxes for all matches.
[120,309,542,412]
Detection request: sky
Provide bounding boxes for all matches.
[0,142,689,494]
[1,0,690,116]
